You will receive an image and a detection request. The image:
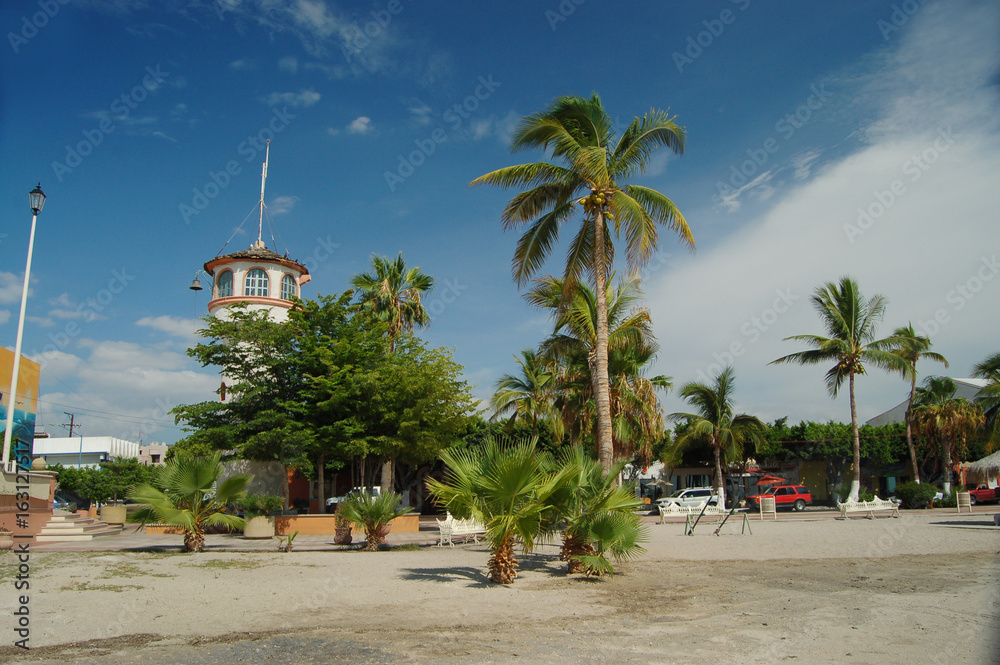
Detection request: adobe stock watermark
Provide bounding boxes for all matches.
[179,106,297,225]
[29,268,136,371]
[383,75,501,192]
[51,65,170,183]
[715,83,831,203]
[915,255,999,340]
[877,0,927,41]
[300,235,342,273]
[341,0,407,63]
[842,127,955,244]
[7,0,70,54]
[544,0,587,31]
[672,0,751,73]
[694,287,798,384]
[424,278,468,318]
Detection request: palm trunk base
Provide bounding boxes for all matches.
[184,529,205,553]
[488,537,519,584]
[561,532,594,574]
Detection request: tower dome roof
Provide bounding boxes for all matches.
[204,240,309,276]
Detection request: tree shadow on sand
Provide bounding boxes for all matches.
[399,566,491,587]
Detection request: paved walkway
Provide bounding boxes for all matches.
[24,506,1000,552]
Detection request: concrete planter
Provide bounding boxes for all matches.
[243,515,276,539]
[100,504,127,525]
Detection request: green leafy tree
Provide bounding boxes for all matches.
[771,277,908,501]
[336,491,413,551]
[891,323,948,483]
[551,446,646,576]
[471,94,693,472]
[670,367,767,507]
[972,351,1000,452]
[912,376,985,494]
[426,437,568,584]
[351,252,435,493]
[128,453,251,553]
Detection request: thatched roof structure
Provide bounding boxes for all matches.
[966,450,1000,481]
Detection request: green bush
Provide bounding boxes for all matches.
[935,487,958,508]
[895,481,937,509]
[240,493,284,518]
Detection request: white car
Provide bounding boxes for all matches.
[657,487,720,509]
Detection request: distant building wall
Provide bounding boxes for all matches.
[33,436,139,469]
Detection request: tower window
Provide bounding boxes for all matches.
[281,274,297,300]
[245,269,269,297]
[216,270,233,298]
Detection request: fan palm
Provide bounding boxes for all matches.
[670,367,767,508]
[336,491,413,551]
[490,349,564,439]
[891,323,948,483]
[912,376,985,494]
[351,252,434,492]
[426,437,568,584]
[127,453,251,553]
[471,93,694,471]
[972,351,1000,452]
[551,446,647,576]
[770,277,909,501]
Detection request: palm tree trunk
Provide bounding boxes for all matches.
[592,209,614,472]
[488,533,519,584]
[713,435,726,508]
[317,452,326,514]
[561,530,594,574]
[184,527,205,553]
[849,373,861,502]
[905,378,921,483]
[941,435,952,495]
[380,459,393,495]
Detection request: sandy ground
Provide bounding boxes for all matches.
[1,511,998,665]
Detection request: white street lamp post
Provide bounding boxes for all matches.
[2,184,45,472]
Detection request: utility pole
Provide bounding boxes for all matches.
[62,412,82,468]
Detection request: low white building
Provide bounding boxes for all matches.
[33,436,140,469]
[138,443,169,466]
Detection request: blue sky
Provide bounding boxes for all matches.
[1,0,997,445]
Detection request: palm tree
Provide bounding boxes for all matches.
[490,349,564,439]
[912,376,985,494]
[426,437,568,584]
[351,252,434,492]
[891,323,948,483]
[770,277,909,501]
[471,94,694,472]
[526,275,671,462]
[336,491,413,551]
[127,453,251,553]
[972,351,1000,452]
[669,367,767,508]
[551,446,647,576]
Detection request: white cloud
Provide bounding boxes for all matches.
[230,59,252,71]
[269,195,299,214]
[649,1,1000,427]
[715,170,776,212]
[136,315,200,339]
[347,116,373,135]
[262,88,320,108]
[408,100,434,126]
[0,272,24,304]
[791,149,821,180]
[278,55,298,73]
[327,127,340,136]
[0,310,9,325]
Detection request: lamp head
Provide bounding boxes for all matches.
[29,183,45,215]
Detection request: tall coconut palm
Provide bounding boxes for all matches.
[669,367,767,508]
[770,277,909,501]
[471,94,694,472]
[551,446,647,576]
[891,323,949,483]
[127,453,251,553]
[912,376,985,494]
[526,275,671,462]
[426,437,568,584]
[351,252,434,492]
[490,349,564,439]
[972,351,1000,452]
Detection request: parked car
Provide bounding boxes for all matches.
[656,487,719,509]
[746,485,812,511]
[965,484,1000,505]
[325,486,381,508]
[53,490,88,511]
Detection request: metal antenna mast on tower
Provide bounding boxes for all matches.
[257,139,270,245]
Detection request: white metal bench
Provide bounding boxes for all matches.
[838,498,900,519]
[435,513,487,546]
[657,501,726,523]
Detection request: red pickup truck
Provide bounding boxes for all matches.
[966,484,1000,505]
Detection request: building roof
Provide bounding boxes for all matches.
[204,240,309,276]
[865,378,988,426]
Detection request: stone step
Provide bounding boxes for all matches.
[34,513,123,543]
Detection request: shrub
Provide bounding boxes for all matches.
[336,491,412,552]
[240,493,284,518]
[895,481,937,509]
